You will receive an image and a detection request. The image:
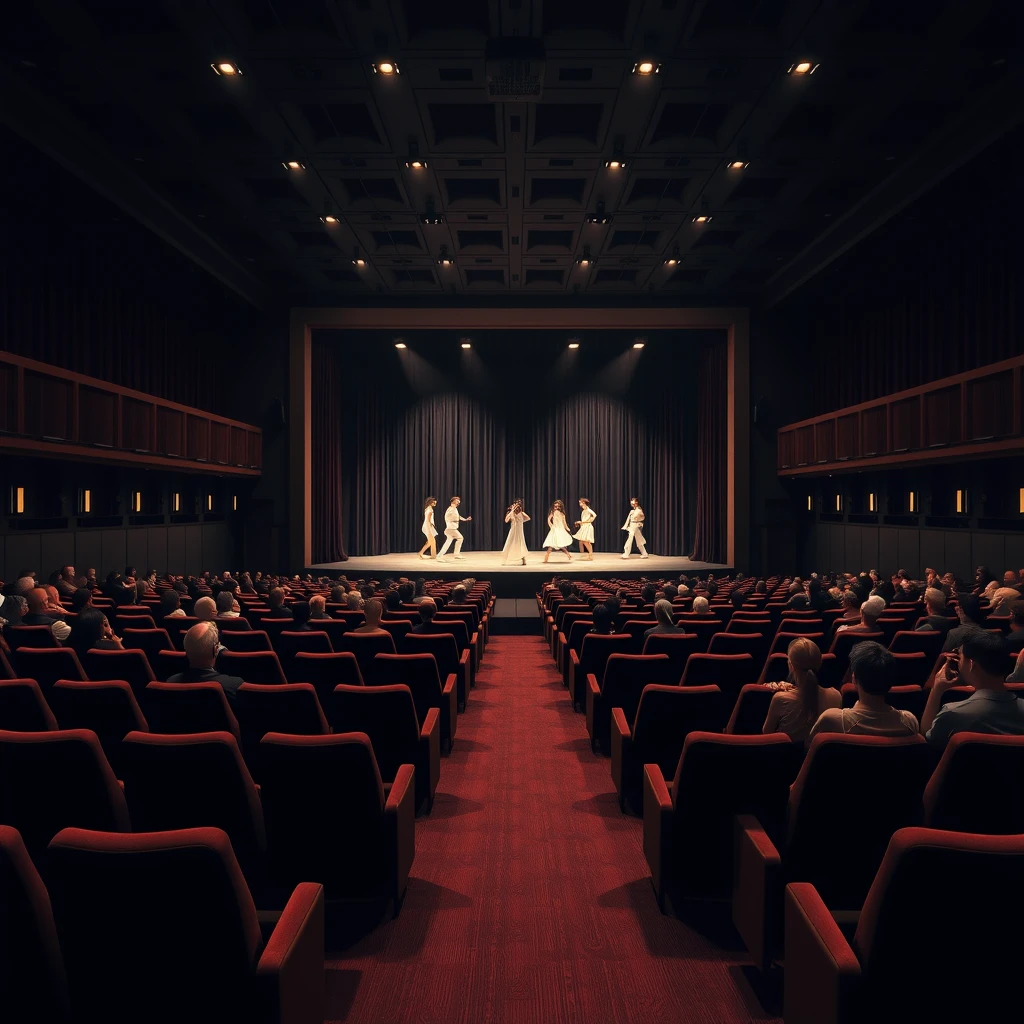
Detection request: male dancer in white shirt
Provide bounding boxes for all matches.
[621,497,648,559]
[436,496,473,561]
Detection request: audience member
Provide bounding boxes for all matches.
[160,590,186,619]
[67,608,123,658]
[1007,602,1024,654]
[56,565,78,597]
[101,571,134,606]
[988,586,1021,616]
[346,591,364,611]
[645,600,680,637]
[410,597,443,634]
[194,596,217,622]
[289,601,314,631]
[309,595,329,620]
[166,622,243,705]
[834,595,885,635]
[22,587,72,643]
[691,596,711,616]
[70,587,93,612]
[266,587,293,619]
[943,595,987,652]
[589,603,614,635]
[916,587,951,634]
[762,637,840,744]
[215,591,239,618]
[353,597,388,635]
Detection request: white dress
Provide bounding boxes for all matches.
[543,509,573,549]
[422,507,437,539]
[573,506,596,543]
[502,510,530,563]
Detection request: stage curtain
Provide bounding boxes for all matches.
[311,342,349,562]
[690,338,728,563]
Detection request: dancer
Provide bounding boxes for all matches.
[621,497,648,559]
[542,499,574,562]
[573,498,596,560]
[417,496,438,559]
[436,496,473,562]
[502,499,530,566]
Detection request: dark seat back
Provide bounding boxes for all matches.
[11,648,87,689]
[143,682,240,742]
[0,679,59,731]
[48,681,148,774]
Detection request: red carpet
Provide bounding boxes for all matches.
[327,636,779,1023]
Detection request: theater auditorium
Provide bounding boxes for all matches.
[2,4,1024,1022]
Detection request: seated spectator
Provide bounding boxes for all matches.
[70,587,93,612]
[988,586,1022,616]
[167,622,243,706]
[289,601,314,631]
[1007,602,1024,654]
[450,583,468,605]
[266,587,293,619]
[67,608,123,658]
[101,571,134,606]
[829,591,862,640]
[763,637,841,744]
[22,587,72,644]
[215,591,239,618]
[730,589,747,611]
[410,597,446,634]
[56,564,78,597]
[309,595,330,620]
[410,579,428,605]
[384,589,401,612]
[663,583,678,602]
[943,595,987,653]
[645,600,680,637]
[810,641,919,737]
[0,594,27,628]
[916,587,951,634]
[160,590,186,619]
[835,595,885,635]
[194,596,217,622]
[640,584,657,608]
[329,584,345,604]
[346,591,364,611]
[691,596,711,617]
[353,597,388,635]
[589,603,614,635]
[922,633,1024,746]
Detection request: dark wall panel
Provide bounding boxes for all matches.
[845,526,863,575]
[827,525,844,573]
[944,532,971,580]
[147,527,168,574]
[75,532,103,577]
[40,533,76,576]
[972,533,1005,576]
[860,526,879,572]
[4,534,41,582]
[878,528,899,577]
[167,528,185,574]
[100,531,127,578]
[919,531,945,577]
[897,529,919,576]
[126,530,149,577]
[201,523,230,571]
[184,525,203,576]
[1006,534,1024,573]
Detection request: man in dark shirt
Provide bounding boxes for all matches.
[265,587,293,619]
[167,622,244,706]
[916,587,952,635]
[411,598,444,634]
[943,595,988,653]
[645,600,681,638]
[101,571,134,607]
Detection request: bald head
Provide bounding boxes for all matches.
[26,587,48,614]
[194,596,217,621]
[16,577,35,595]
[183,621,219,669]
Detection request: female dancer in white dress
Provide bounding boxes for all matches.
[417,496,438,559]
[573,498,596,560]
[542,499,574,562]
[502,499,530,565]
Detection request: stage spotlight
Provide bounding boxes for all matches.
[373,60,399,75]
[394,341,407,349]
[211,61,242,76]
[633,341,645,350]
[460,340,472,349]
[787,60,818,75]
[568,341,580,350]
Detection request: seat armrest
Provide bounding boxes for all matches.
[568,648,581,703]
[384,764,416,906]
[458,646,472,695]
[419,707,441,811]
[556,632,567,676]
[610,708,632,809]
[585,673,602,743]
[784,883,862,1024]
[255,882,325,1024]
[642,764,674,912]
[441,673,458,747]
[470,630,481,672]
[545,613,554,646]
[732,814,783,973]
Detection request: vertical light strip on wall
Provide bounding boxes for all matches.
[909,491,916,512]
[868,492,876,512]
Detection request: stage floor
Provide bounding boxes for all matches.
[307,551,731,599]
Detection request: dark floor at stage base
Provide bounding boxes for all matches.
[326,636,776,1024]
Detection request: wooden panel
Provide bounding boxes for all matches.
[167,527,186,574]
[79,387,118,446]
[966,371,1014,440]
[157,407,186,457]
[0,363,19,431]
[861,406,887,456]
[41,533,76,575]
[184,524,203,575]
[814,421,835,463]
[794,425,815,465]
[923,385,962,447]
[890,397,921,451]
[835,413,859,460]
[24,371,73,439]
[126,530,149,576]
[777,430,795,470]
[187,416,210,461]
[100,530,127,577]
[230,426,247,466]
[897,528,920,577]
[122,398,153,451]
[210,422,229,464]
[247,432,262,469]
[972,533,1006,577]
[147,527,168,574]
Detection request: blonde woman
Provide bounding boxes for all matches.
[418,496,438,559]
[573,498,596,560]
[762,637,841,744]
[502,499,531,565]
[542,499,573,563]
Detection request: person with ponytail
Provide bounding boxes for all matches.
[762,636,841,743]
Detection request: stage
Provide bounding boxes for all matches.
[307,551,731,600]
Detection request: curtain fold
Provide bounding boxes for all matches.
[311,343,348,562]
[690,338,728,563]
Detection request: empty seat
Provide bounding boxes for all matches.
[708,631,767,666]
[153,649,187,681]
[48,681,148,774]
[372,652,458,753]
[726,618,772,635]
[276,631,333,682]
[120,731,268,896]
[144,681,241,742]
[569,633,632,710]
[680,653,758,705]
[215,650,288,687]
[215,629,273,653]
[403,633,470,711]
[0,679,59,731]
[644,733,802,911]
[585,653,672,754]
[119,628,174,667]
[725,684,777,735]
[292,651,364,704]
[0,647,13,679]
[11,647,87,689]
[0,825,71,1023]
[80,649,155,699]
[234,683,329,772]
[335,632,397,685]
[783,829,1024,1024]
[329,684,439,814]
[0,729,130,863]
[113,613,157,633]
[258,732,416,913]
[46,826,324,1024]
[923,732,1024,833]
[640,632,702,682]
[611,684,724,813]
[3,626,57,651]
[733,734,933,971]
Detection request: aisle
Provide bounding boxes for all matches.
[327,636,777,1024]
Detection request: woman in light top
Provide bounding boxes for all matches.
[417,496,438,559]
[502,499,531,565]
[573,498,596,561]
[762,636,841,744]
[542,499,574,563]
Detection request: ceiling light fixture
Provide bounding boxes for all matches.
[605,159,626,170]
[373,61,399,75]
[406,159,427,169]
[633,341,645,350]
[586,200,610,224]
[727,160,749,170]
[321,214,338,224]
[394,341,407,349]
[576,245,594,267]
[437,244,454,266]
[460,341,472,349]
[568,341,580,350]
[352,258,366,267]
[692,198,712,225]
[632,60,661,76]
[211,61,242,76]
[282,160,305,171]
[606,137,627,170]
[421,198,442,225]
[320,200,338,225]
[787,60,819,75]
[663,246,681,266]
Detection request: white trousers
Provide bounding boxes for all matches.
[438,529,464,557]
[623,527,647,556]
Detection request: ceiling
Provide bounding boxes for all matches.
[2,0,1021,307]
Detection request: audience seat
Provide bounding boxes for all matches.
[0,646,13,679]
[611,684,724,813]
[48,681,148,774]
[80,649,155,700]
[378,618,412,650]
[732,733,933,971]
[276,631,333,682]
[726,618,772,636]
[120,731,268,897]
[569,633,632,711]
[640,632,701,683]
[144,682,241,743]
[161,616,199,648]
[210,616,252,632]
[889,629,944,663]
[433,612,482,669]
[216,650,288,687]
[0,729,130,863]
[3,626,57,651]
[113,613,157,634]
[769,631,825,657]
[0,825,71,1023]
[119,627,174,666]
[153,649,187,681]
[680,653,758,706]
[585,653,672,754]
[292,650,364,705]
[218,630,273,653]
[923,732,1024,833]
[783,829,1024,1024]
[644,733,802,912]
[12,647,87,689]
[303,618,353,652]
[621,619,660,654]
[46,826,324,1024]
[558,618,593,681]
[258,732,415,914]
[403,633,470,711]
[828,630,885,680]
[335,632,397,685]
[725,684,777,735]
[234,683,329,774]
[0,678,59,731]
[372,652,458,753]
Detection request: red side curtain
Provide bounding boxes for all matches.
[311,342,348,562]
[691,339,728,563]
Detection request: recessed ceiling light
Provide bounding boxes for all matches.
[405,159,427,169]
[692,214,712,224]
[320,214,338,225]
[787,61,818,75]
[460,341,471,349]
[438,257,454,266]
[664,257,679,266]
[394,341,407,349]
[605,159,627,170]
[728,160,749,170]
[568,342,580,350]
[283,160,305,171]
[633,61,661,76]
[633,342,645,350]
[373,61,399,75]
[212,61,242,76]
[352,258,366,267]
